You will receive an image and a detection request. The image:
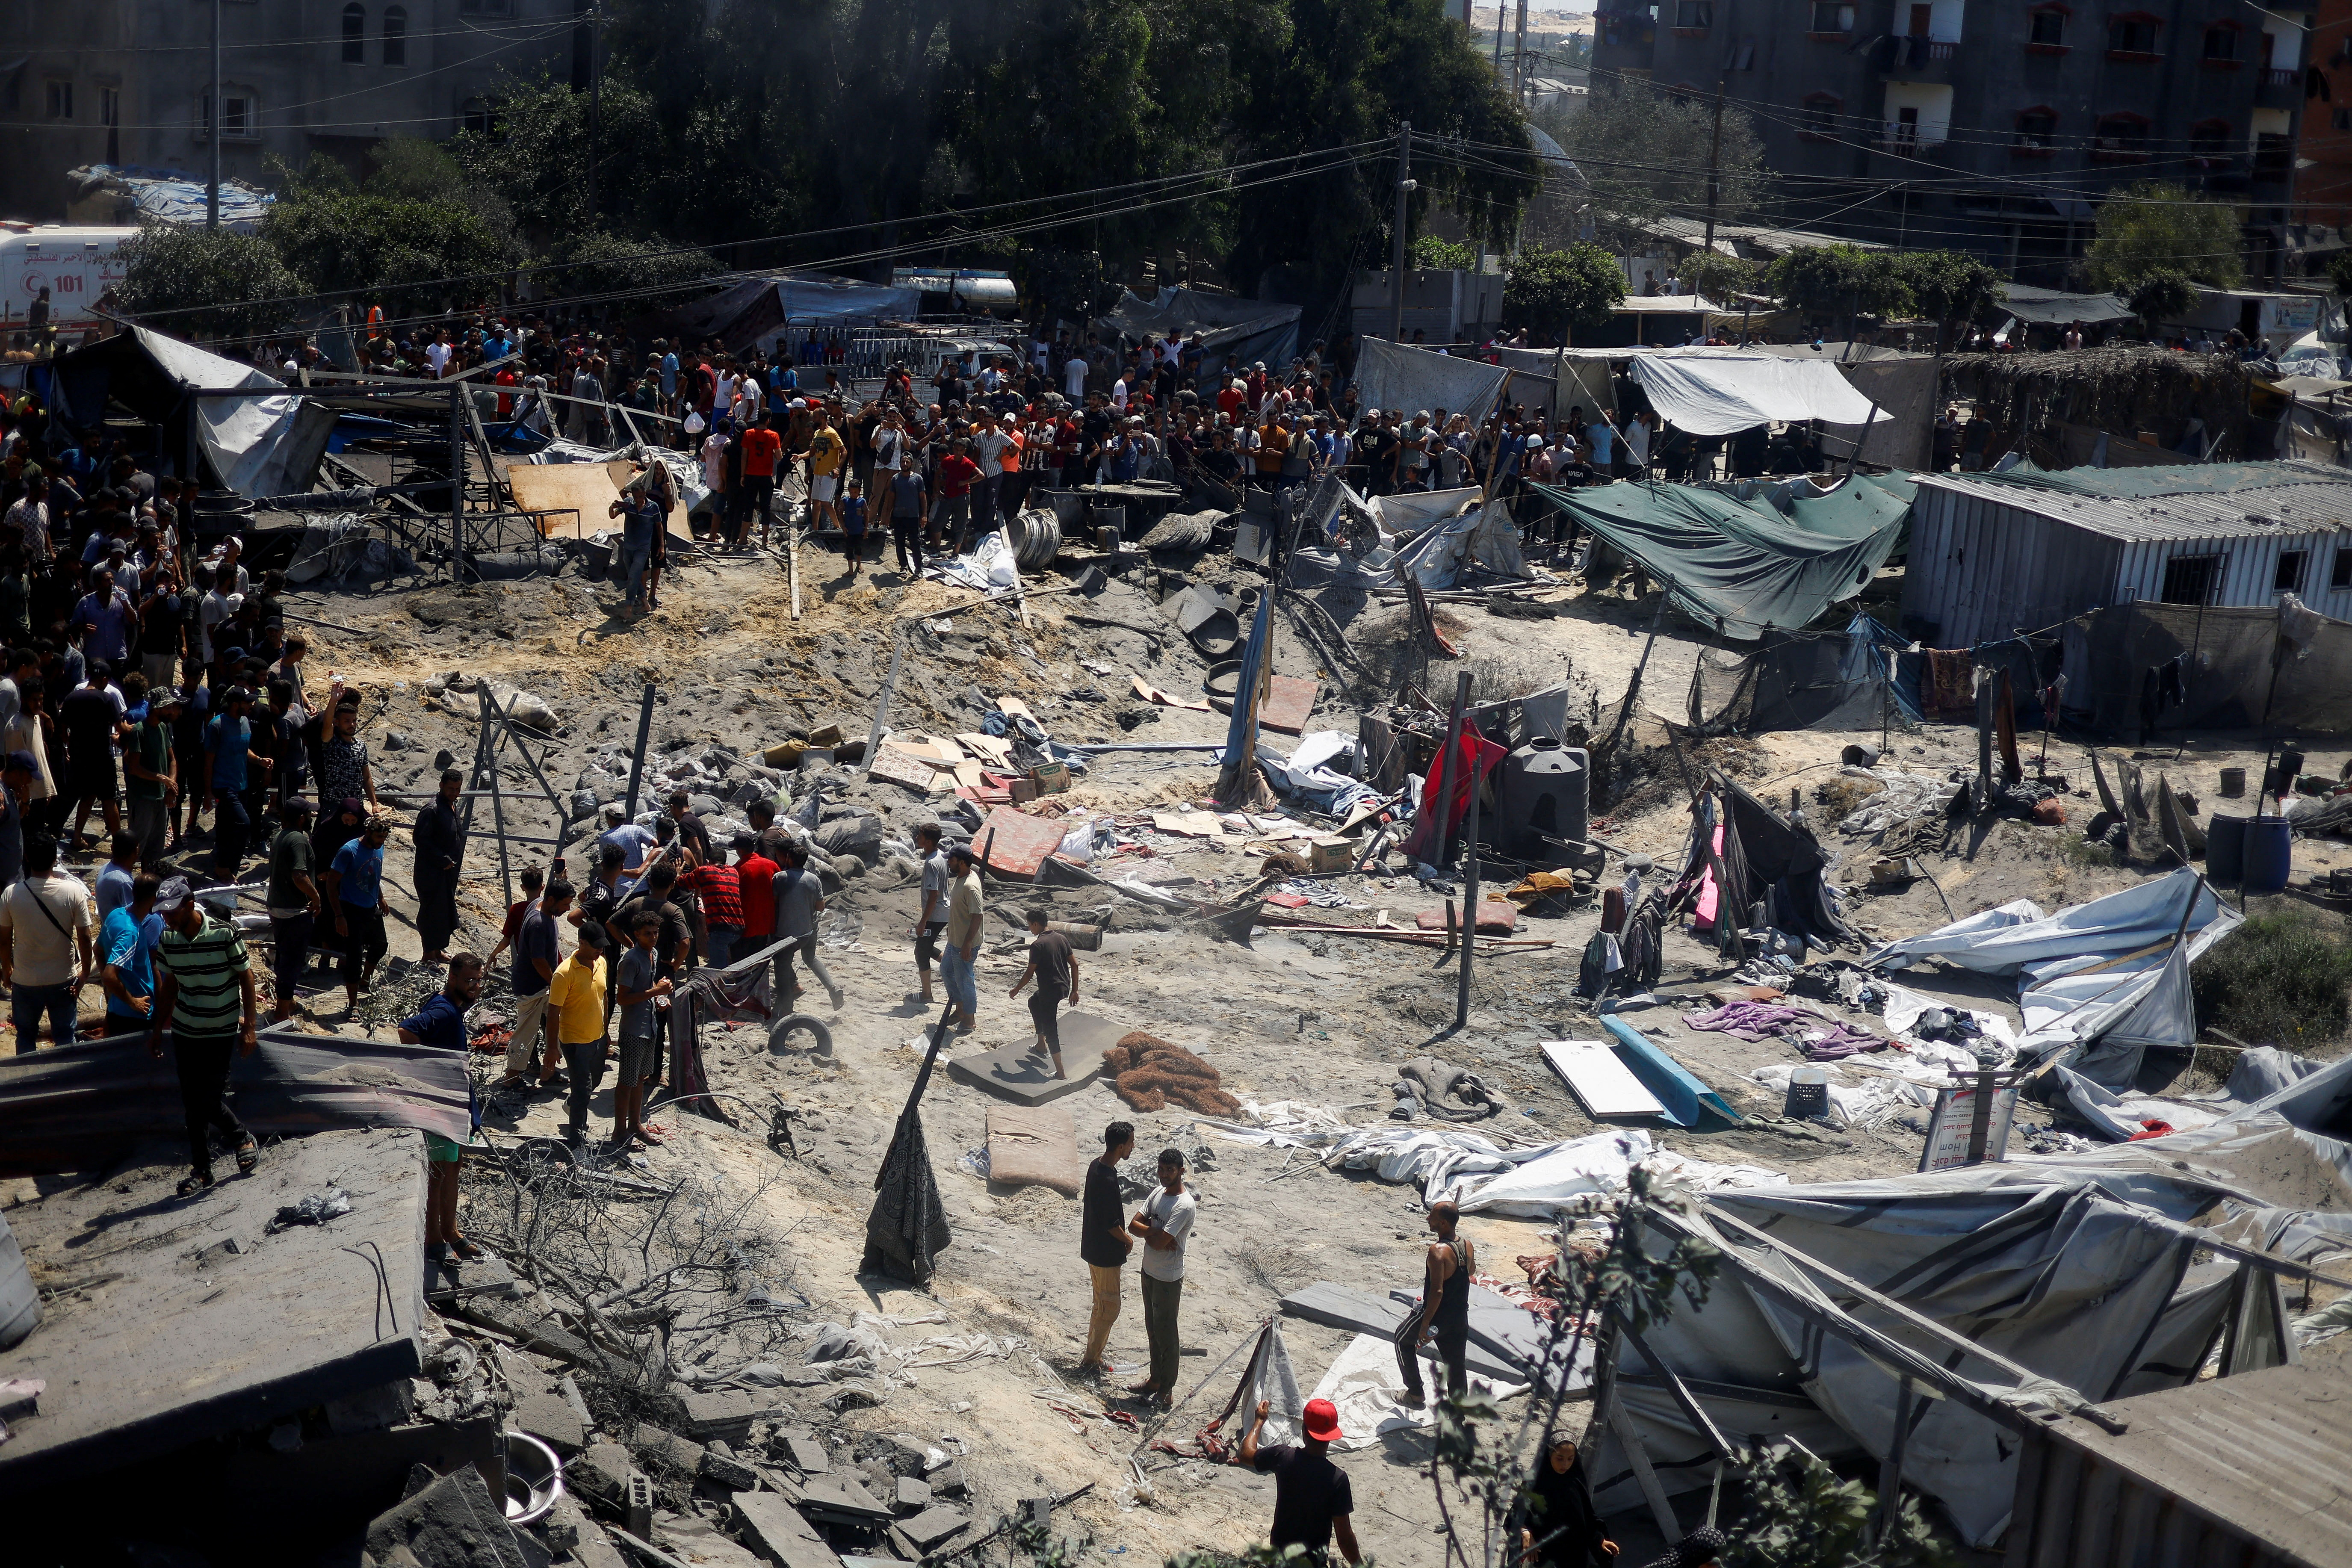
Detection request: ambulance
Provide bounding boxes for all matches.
[0,223,136,333]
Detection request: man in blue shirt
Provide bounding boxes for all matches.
[658,341,680,415]
[398,952,487,1262]
[609,485,664,617]
[322,816,391,1011]
[96,831,139,920]
[202,685,267,879]
[1586,415,1616,478]
[98,871,162,1036]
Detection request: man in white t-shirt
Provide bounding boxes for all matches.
[425,332,453,378]
[1063,352,1087,401]
[1127,1146,1197,1406]
[0,834,95,1053]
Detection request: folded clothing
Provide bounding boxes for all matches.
[1683,1001,1811,1040]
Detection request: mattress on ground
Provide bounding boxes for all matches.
[985,1102,1084,1196]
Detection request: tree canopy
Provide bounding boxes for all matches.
[1544,83,1769,250]
[1769,244,1912,322]
[1889,250,2007,347]
[1502,243,1625,341]
[112,225,309,341]
[2081,181,2245,292]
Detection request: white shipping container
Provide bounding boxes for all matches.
[0,224,137,332]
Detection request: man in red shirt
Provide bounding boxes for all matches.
[494,366,518,420]
[1216,378,1247,423]
[733,831,777,959]
[740,416,783,550]
[694,852,745,966]
[933,438,982,554]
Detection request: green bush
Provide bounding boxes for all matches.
[2192,910,2352,1050]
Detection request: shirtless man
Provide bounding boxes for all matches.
[1398,1199,1473,1406]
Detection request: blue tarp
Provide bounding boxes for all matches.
[67,163,275,231]
[1603,1015,1745,1131]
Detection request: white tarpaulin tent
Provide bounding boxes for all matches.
[1355,338,1510,426]
[138,328,331,499]
[1862,867,2240,1088]
[1631,349,1891,436]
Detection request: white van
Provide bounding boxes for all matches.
[0,224,136,332]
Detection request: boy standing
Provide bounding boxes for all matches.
[612,912,671,1149]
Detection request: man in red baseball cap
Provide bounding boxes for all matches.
[1240,1394,1361,1565]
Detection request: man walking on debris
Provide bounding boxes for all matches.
[1398,1199,1473,1406]
[613,911,671,1148]
[1009,906,1078,1078]
[545,927,610,1146]
[939,841,982,1032]
[265,799,319,1022]
[323,815,393,1010]
[146,879,260,1197]
[398,952,486,1261]
[413,766,464,965]
[1240,1395,1362,1566]
[910,821,948,1003]
[2,834,95,1053]
[1129,1146,1196,1408]
[1078,1119,1135,1378]
[772,841,843,1011]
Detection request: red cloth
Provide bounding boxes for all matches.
[1400,727,1507,862]
[736,854,777,939]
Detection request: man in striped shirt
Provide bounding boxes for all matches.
[145,879,260,1197]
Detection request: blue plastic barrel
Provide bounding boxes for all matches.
[2205,814,2247,886]
[2242,816,2293,895]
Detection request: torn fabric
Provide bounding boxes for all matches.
[1630,350,1891,436]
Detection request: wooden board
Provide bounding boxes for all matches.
[1540,1039,1667,1119]
[866,746,942,793]
[973,805,1070,878]
[1415,901,1519,933]
[1259,674,1320,736]
[507,461,688,538]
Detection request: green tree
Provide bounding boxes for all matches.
[2082,180,2244,291]
[1890,249,2007,349]
[1412,234,1478,270]
[266,187,520,315]
[2328,249,2352,297]
[1546,83,1770,249]
[1769,244,1912,324]
[1727,1440,1962,1568]
[1504,242,1625,342]
[2126,268,2202,335]
[545,230,721,302]
[114,223,310,342]
[1676,250,1759,307]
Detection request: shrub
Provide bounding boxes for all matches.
[2192,909,2352,1049]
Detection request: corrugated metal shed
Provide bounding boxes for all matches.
[1902,462,2352,644]
[2006,1360,2352,1568]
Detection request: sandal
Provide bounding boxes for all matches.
[235,1135,259,1175]
[450,1237,484,1261]
[176,1172,214,1198]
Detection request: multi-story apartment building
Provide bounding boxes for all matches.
[1592,0,2310,283]
[2298,0,2352,227]
[0,0,579,221]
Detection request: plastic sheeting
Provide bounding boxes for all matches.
[1863,868,2242,1088]
[1687,613,1921,734]
[1100,287,1302,388]
[1354,338,1510,426]
[2059,596,2352,737]
[1388,499,1532,591]
[1630,351,1891,437]
[54,327,329,499]
[1532,478,1907,640]
[67,163,275,231]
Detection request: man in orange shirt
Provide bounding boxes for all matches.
[741,415,783,550]
[1254,415,1290,492]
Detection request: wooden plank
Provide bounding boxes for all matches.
[1259,674,1319,736]
[1540,1038,1667,1119]
[974,805,1069,878]
[508,464,622,540]
[865,746,942,793]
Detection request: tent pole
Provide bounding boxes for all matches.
[1878,1376,1916,1539]
[1454,671,1479,1032]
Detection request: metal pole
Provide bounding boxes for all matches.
[586,0,603,225]
[622,683,656,821]
[1454,670,1479,1031]
[1390,122,1412,344]
[1701,81,1726,258]
[448,387,465,582]
[208,0,222,231]
[1878,1377,1916,1539]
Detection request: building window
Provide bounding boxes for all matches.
[457,0,513,12]
[1674,0,1712,27]
[383,6,408,66]
[2203,21,2240,61]
[1810,2,1855,32]
[2029,7,2068,47]
[343,4,366,62]
[45,79,72,120]
[2161,555,2224,605]
[2015,106,2059,152]
[461,95,496,134]
[2275,549,2308,592]
[2331,546,2352,588]
[2256,130,2292,177]
[198,89,259,140]
[2095,112,2151,158]
[1802,93,1843,137]
[2108,12,2161,56]
[99,85,119,125]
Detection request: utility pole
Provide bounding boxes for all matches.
[586,0,604,225]
[1701,80,1726,258]
[1513,0,1529,100]
[1493,1,1507,69]
[208,0,222,230]
[1390,121,1413,343]
[1453,671,1480,1032]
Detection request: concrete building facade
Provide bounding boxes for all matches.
[1591,0,2311,284]
[0,0,579,221]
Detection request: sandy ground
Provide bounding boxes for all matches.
[230,494,2352,1567]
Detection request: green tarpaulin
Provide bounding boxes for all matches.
[1532,478,1909,639]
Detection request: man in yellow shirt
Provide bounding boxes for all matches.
[545,933,609,1147]
[806,411,847,535]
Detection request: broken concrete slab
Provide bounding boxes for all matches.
[895,1505,972,1551]
[570,1441,645,1514]
[773,1431,832,1475]
[0,1128,427,1500]
[929,1462,966,1497]
[732,1491,844,1568]
[445,1288,603,1368]
[363,1461,533,1568]
[895,1475,932,1512]
[700,1446,761,1491]
[676,1387,809,1443]
[544,1493,630,1568]
[634,1423,706,1478]
[795,1472,893,1523]
[511,1390,587,1455]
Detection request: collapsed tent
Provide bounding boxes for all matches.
[1688,612,1921,733]
[1531,477,1908,639]
[48,327,333,500]
[1353,338,1510,427]
[1594,1128,2313,1548]
[1100,288,1302,388]
[618,272,923,357]
[1387,499,1532,591]
[1863,867,2242,1090]
[1629,349,1891,436]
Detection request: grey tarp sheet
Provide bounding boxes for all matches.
[50,327,330,500]
[1277,1282,1536,1385]
[1101,288,1302,387]
[1355,338,1510,426]
[1734,344,1937,470]
[1593,1129,2325,1545]
[1630,351,1890,437]
[1531,478,1908,639]
[2059,597,2352,736]
[2000,284,2137,327]
[0,1027,472,1177]
[1863,867,2243,1088]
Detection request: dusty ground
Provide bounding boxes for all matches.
[244,495,2352,1567]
